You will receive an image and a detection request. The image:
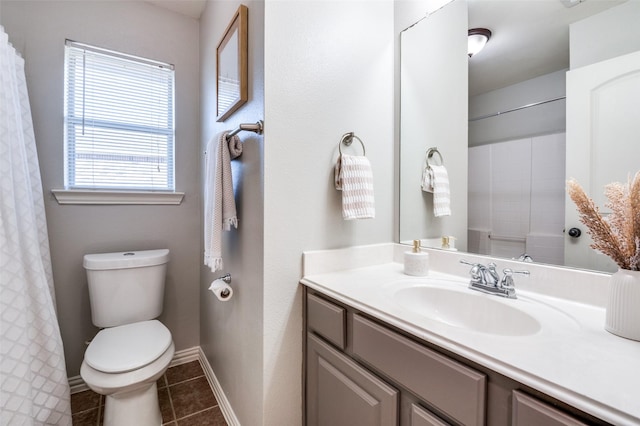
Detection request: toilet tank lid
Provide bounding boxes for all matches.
[83,249,170,270]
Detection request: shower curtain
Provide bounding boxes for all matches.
[1,26,72,425]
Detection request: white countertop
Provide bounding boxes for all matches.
[300,245,640,426]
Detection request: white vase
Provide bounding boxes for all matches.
[605,269,640,341]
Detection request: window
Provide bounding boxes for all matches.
[64,41,175,191]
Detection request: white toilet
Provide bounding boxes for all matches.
[80,249,174,426]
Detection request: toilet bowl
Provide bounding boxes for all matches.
[81,320,175,426]
[80,249,173,426]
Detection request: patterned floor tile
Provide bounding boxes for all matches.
[177,406,227,426]
[171,377,217,420]
[166,361,204,385]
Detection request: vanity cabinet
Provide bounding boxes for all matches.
[304,288,610,426]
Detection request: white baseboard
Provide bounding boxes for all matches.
[68,375,89,394]
[169,345,200,367]
[69,346,239,424]
[198,347,240,426]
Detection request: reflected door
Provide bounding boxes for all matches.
[565,50,640,271]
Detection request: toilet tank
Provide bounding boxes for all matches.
[83,249,170,328]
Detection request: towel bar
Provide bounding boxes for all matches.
[226,120,264,139]
[205,121,264,155]
[489,234,526,243]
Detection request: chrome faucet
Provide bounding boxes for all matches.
[460,260,529,299]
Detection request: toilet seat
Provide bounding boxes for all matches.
[85,320,172,373]
[81,341,174,397]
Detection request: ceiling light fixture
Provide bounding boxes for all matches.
[468,28,492,58]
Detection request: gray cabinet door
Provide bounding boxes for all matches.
[411,404,452,426]
[307,333,399,426]
[512,391,589,426]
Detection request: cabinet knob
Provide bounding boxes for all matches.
[568,227,582,238]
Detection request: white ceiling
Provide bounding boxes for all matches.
[468,0,625,96]
[144,0,206,19]
[104,0,624,97]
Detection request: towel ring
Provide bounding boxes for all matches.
[426,147,444,166]
[338,132,366,156]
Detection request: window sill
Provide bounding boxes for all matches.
[51,189,185,205]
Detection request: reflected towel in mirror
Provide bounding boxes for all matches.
[422,164,451,217]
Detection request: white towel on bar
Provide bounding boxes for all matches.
[421,160,437,193]
[204,131,242,272]
[421,165,434,193]
[426,164,451,217]
[334,154,375,219]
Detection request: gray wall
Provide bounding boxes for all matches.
[262,2,395,424]
[203,2,396,424]
[0,1,201,377]
[199,2,265,425]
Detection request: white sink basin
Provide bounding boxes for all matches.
[389,281,542,336]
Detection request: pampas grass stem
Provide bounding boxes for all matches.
[567,172,640,271]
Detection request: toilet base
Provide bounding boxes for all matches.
[104,382,162,426]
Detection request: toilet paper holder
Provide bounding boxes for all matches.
[215,273,232,298]
[217,273,232,284]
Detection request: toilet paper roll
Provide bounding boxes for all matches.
[209,278,233,301]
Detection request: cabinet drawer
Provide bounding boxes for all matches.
[307,293,346,349]
[307,333,398,426]
[352,314,486,426]
[411,404,451,426]
[512,391,589,426]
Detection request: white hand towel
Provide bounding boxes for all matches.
[429,164,451,217]
[421,164,435,193]
[334,154,375,219]
[204,132,242,272]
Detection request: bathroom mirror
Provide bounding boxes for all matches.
[399,0,640,273]
[216,4,248,122]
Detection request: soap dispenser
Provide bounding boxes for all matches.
[404,240,429,276]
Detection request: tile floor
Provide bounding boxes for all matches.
[71,360,228,426]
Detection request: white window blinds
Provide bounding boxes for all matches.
[64,40,175,191]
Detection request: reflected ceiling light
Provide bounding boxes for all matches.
[468,28,492,58]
